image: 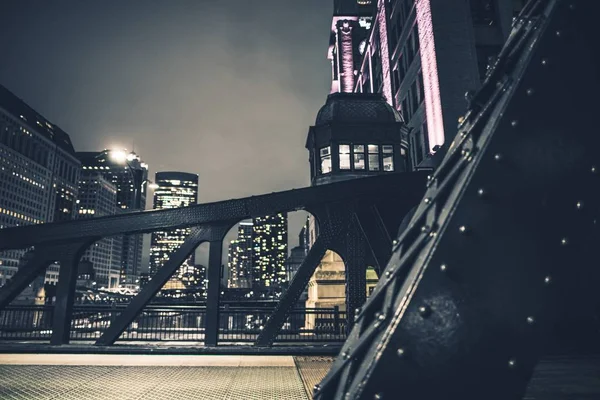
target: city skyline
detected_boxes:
[0,1,334,204]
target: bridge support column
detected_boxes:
[50,241,93,345]
[205,240,223,347]
[344,224,368,331]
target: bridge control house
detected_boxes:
[306,92,410,186]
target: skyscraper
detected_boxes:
[76,149,148,284]
[252,213,288,293]
[328,0,525,170]
[149,172,198,277]
[0,84,80,286]
[227,221,253,289]
[76,170,121,288]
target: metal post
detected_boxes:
[204,240,222,346]
[333,305,340,334]
[50,241,91,345]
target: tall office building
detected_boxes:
[252,213,288,292]
[76,170,121,288]
[149,172,198,277]
[329,0,525,170]
[0,84,80,286]
[227,221,254,289]
[76,149,148,284]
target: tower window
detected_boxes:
[319,146,332,174]
[368,145,380,171]
[339,144,351,170]
[383,145,394,171]
[353,145,365,170]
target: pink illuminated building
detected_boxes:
[327,0,526,171]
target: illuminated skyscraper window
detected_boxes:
[149,172,198,279]
[252,213,288,294]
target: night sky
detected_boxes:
[0,1,334,269]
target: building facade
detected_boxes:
[0,84,80,286]
[329,0,525,170]
[76,170,121,288]
[76,150,148,284]
[148,171,199,278]
[252,213,288,293]
[227,221,254,289]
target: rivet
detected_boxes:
[374,393,384,400]
[378,313,386,321]
[385,270,393,278]
[569,3,575,10]
[508,358,517,368]
[342,351,349,360]
[424,197,432,204]
[397,348,406,358]
[494,153,502,162]
[541,58,548,66]
[418,305,431,318]
[527,316,535,325]
[392,239,398,245]
[555,30,562,37]
[459,225,468,234]
[440,264,448,272]
[421,225,430,233]
[355,307,361,314]
[477,188,486,197]
[511,120,519,127]
[560,237,569,246]
[592,166,597,174]
[526,88,535,96]
[544,275,552,285]
[576,201,584,210]
[314,384,321,393]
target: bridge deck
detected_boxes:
[0,354,598,399]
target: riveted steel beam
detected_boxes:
[317,1,600,398]
[51,240,96,345]
[0,173,428,251]
[95,226,222,346]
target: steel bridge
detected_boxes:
[0,171,427,347]
[1,0,600,398]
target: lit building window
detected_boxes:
[382,145,394,171]
[368,144,380,171]
[339,144,351,170]
[320,146,332,174]
[353,145,365,170]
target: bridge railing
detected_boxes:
[0,304,346,344]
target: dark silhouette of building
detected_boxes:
[76,149,148,285]
[149,171,199,277]
[76,170,121,288]
[0,84,80,285]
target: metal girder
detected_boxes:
[353,205,392,276]
[0,173,428,250]
[255,204,354,346]
[0,251,53,311]
[50,241,96,345]
[205,231,230,346]
[255,235,329,346]
[95,226,229,346]
[316,1,600,398]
